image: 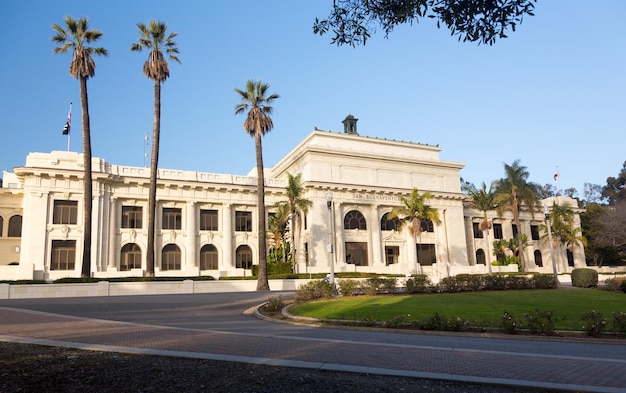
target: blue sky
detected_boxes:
[1,1,624,197]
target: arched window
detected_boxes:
[0,216,3,237]
[162,244,181,271]
[380,213,399,231]
[534,250,543,267]
[236,245,253,269]
[476,249,486,265]
[8,215,22,237]
[120,243,142,271]
[420,219,434,233]
[200,244,218,270]
[344,210,366,230]
[567,249,575,267]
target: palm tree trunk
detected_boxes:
[484,229,492,274]
[290,212,296,273]
[255,133,269,290]
[80,76,93,278]
[146,81,161,277]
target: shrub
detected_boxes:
[405,275,433,293]
[621,280,626,293]
[571,268,598,288]
[365,277,397,295]
[294,280,333,301]
[264,296,285,313]
[483,274,508,290]
[531,274,558,289]
[438,276,461,292]
[337,279,360,297]
[602,277,625,292]
[454,274,483,291]
[500,310,520,334]
[524,309,555,335]
[421,313,471,332]
[582,310,607,337]
[612,312,626,335]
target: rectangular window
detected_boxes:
[531,225,540,241]
[385,246,399,265]
[51,240,76,270]
[345,242,368,266]
[417,244,437,266]
[493,223,503,239]
[121,206,143,229]
[512,224,518,239]
[53,200,78,225]
[235,211,252,232]
[200,209,218,231]
[162,208,182,230]
[472,222,483,238]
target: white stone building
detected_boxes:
[0,117,588,281]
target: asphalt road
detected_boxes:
[1,292,625,392]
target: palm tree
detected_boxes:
[234,80,280,291]
[389,188,441,273]
[52,16,108,278]
[494,160,539,271]
[131,20,180,277]
[543,202,587,272]
[285,173,313,272]
[463,182,498,273]
[268,201,290,263]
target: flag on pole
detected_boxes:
[62,103,72,135]
[553,167,559,182]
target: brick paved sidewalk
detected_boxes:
[1,307,625,393]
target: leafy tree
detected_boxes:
[602,161,626,205]
[131,20,180,276]
[285,173,313,272]
[494,160,539,271]
[583,183,606,206]
[234,80,280,291]
[314,0,536,46]
[390,188,440,273]
[594,201,626,265]
[536,183,557,200]
[462,181,498,272]
[52,16,108,278]
[580,202,607,266]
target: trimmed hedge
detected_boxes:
[571,268,598,288]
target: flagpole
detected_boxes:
[64,102,72,152]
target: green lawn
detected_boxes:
[288,289,626,331]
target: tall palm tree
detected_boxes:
[52,16,108,278]
[234,80,279,291]
[285,173,312,272]
[389,188,441,273]
[494,160,539,271]
[463,182,498,273]
[131,20,180,277]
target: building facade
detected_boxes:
[0,119,588,281]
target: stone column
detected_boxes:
[186,201,197,267]
[107,197,118,270]
[333,202,343,272]
[222,204,233,268]
[370,204,382,266]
